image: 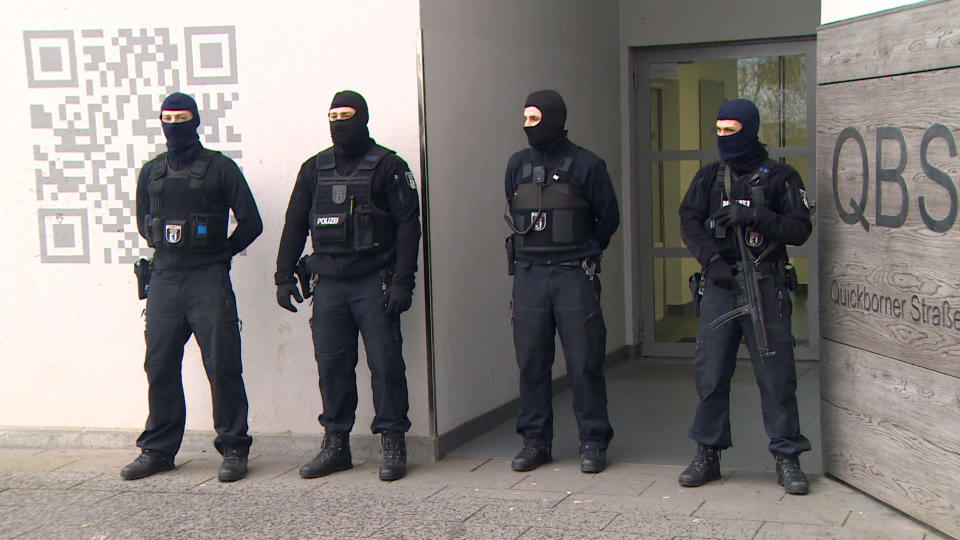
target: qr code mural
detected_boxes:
[24,26,242,264]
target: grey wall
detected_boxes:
[420,0,623,436]
[619,0,820,46]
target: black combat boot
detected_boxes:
[580,440,607,473]
[511,438,552,472]
[218,449,248,482]
[775,455,809,495]
[299,431,353,479]
[379,431,407,481]
[678,444,721,487]
[120,450,175,480]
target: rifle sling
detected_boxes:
[721,164,780,265]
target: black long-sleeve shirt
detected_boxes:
[135,148,263,271]
[504,137,620,264]
[678,160,811,267]
[275,140,421,290]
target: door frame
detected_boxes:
[629,37,819,360]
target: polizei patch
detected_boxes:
[316,216,341,227]
[405,171,417,190]
[165,223,182,244]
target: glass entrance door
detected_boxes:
[631,39,818,359]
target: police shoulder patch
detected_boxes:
[799,188,810,210]
[405,171,417,190]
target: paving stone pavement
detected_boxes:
[0,448,951,539]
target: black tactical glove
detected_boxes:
[383,283,413,314]
[705,255,737,289]
[712,203,773,228]
[277,282,304,313]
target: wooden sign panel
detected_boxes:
[818,68,960,378]
[821,341,960,533]
[817,1,960,536]
[818,0,960,85]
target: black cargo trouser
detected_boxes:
[137,263,251,457]
[512,261,613,445]
[689,270,812,457]
[309,270,411,434]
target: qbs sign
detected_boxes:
[832,124,958,233]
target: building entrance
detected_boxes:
[630,38,819,360]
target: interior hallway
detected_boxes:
[449,358,822,474]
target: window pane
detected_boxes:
[782,156,810,189]
[650,55,808,152]
[738,55,807,147]
[653,256,700,343]
[651,160,704,249]
[649,60,737,152]
[789,256,810,347]
[784,55,808,147]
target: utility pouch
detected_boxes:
[134,257,153,300]
[150,216,164,246]
[706,217,727,239]
[311,212,349,244]
[353,206,376,251]
[505,236,516,276]
[192,214,210,247]
[189,213,228,249]
[294,255,314,299]
[784,263,799,291]
[689,272,704,317]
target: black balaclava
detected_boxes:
[160,92,201,165]
[524,89,567,151]
[716,98,767,173]
[329,90,371,158]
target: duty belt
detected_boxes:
[521,258,583,267]
[521,257,600,277]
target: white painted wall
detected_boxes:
[0,1,429,439]
[821,0,923,24]
[420,0,623,435]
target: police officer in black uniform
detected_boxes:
[275,90,421,482]
[505,89,619,473]
[677,98,812,494]
[122,92,262,482]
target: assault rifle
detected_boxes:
[708,223,776,364]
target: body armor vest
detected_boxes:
[511,148,592,253]
[309,145,396,255]
[147,150,228,252]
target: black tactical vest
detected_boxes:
[146,150,228,252]
[511,148,592,252]
[309,145,396,255]
[711,159,778,255]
